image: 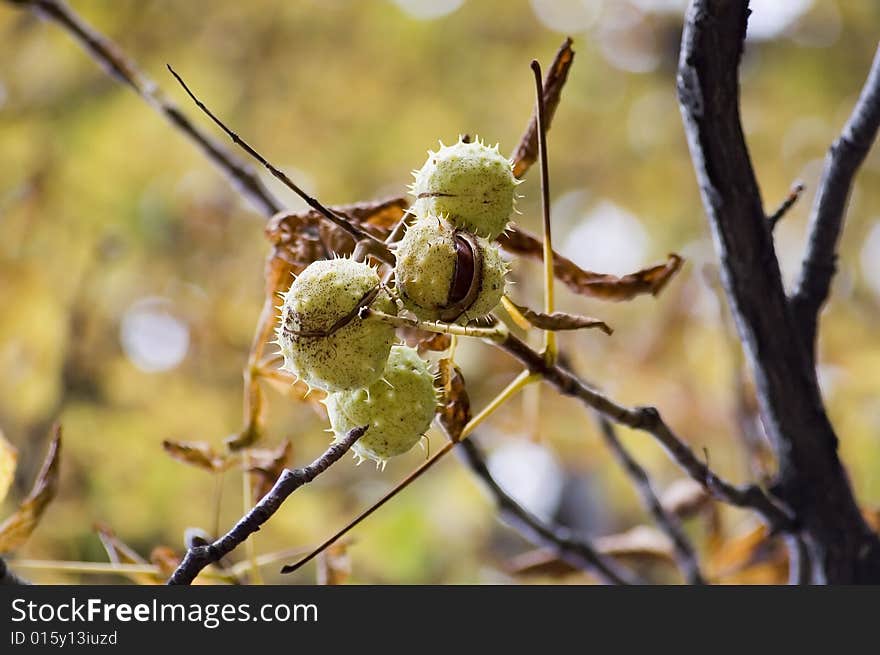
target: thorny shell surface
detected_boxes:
[277,257,396,392]
[410,137,519,240]
[325,345,438,466]
[394,216,507,324]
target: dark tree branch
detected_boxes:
[167,426,366,585]
[792,43,880,354]
[676,0,880,582]
[456,437,639,585]
[594,416,704,584]
[5,0,283,217]
[497,334,794,532]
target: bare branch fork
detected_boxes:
[678,0,880,582]
[496,334,793,532]
[17,0,870,582]
[166,426,366,585]
[594,416,704,584]
[792,44,880,356]
[455,437,638,585]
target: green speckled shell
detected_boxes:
[394,217,506,323]
[411,138,518,239]
[277,258,396,392]
[326,345,437,464]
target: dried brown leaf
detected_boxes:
[418,332,452,354]
[225,425,261,452]
[0,429,18,506]
[660,478,711,519]
[505,549,581,578]
[266,197,406,263]
[150,546,182,579]
[398,325,453,354]
[512,38,575,179]
[95,522,148,566]
[162,439,229,473]
[709,524,788,584]
[437,359,471,442]
[708,524,779,581]
[265,212,326,274]
[226,379,265,452]
[247,439,293,503]
[508,527,675,578]
[595,526,676,563]
[508,301,612,335]
[94,522,163,585]
[499,227,684,301]
[0,426,62,554]
[317,540,351,585]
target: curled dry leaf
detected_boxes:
[150,546,183,579]
[507,526,676,579]
[96,522,148,566]
[398,325,453,354]
[0,426,62,554]
[436,359,471,443]
[265,196,406,264]
[511,37,575,179]
[95,522,163,585]
[417,331,453,354]
[498,226,684,302]
[594,526,676,564]
[317,540,351,585]
[0,429,18,505]
[226,377,265,452]
[247,439,293,503]
[660,478,711,519]
[708,524,788,584]
[505,549,584,579]
[162,440,229,473]
[507,300,612,335]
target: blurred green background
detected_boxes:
[1,0,879,583]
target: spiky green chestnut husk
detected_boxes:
[326,345,437,467]
[410,137,519,240]
[277,257,396,392]
[394,216,507,323]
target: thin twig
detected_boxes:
[498,334,795,533]
[281,441,456,575]
[8,559,232,582]
[767,181,805,230]
[792,42,880,353]
[167,425,366,585]
[5,0,283,217]
[595,416,704,584]
[166,65,390,257]
[530,60,557,362]
[456,436,639,585]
